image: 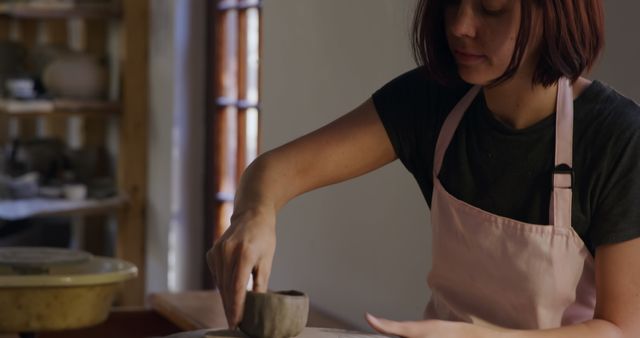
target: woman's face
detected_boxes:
[444,0,541,85]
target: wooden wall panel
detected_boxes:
[0,19,8,144]
[18,20,38,47]
[0,18,9,38]
[42,19,68,44]
[117,0,149,307]
[17,117,37,140]
[82,116,108,147]
[86,19,107,56]
[42,115,68,139]
[0,115,8,145]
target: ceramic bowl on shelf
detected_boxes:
[0,246,137,333]
[42,52,107,100]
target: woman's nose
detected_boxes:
[448,4,477,38]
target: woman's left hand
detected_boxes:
[365,313,494,338]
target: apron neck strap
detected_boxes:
[551,77,574,228]
[432,79,574,228]
[433,85,482,177]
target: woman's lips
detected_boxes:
[453,50,486,65]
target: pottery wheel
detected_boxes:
[0,247,92,274]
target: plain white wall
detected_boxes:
[591,1,640,101]
[147,0,174,293]
[262,0,427,331]
[261,0,639,331]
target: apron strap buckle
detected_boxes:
[553,163,574,189]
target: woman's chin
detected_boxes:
[457,68,499,86]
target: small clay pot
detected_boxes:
[239,290,309,338]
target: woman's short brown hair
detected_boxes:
[411,0,605,87]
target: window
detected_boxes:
[205,0,261,249]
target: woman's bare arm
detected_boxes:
[208,97,397,328]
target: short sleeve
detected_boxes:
[589,96,640,248]
[372,67,427,175]
[371,66,459,178]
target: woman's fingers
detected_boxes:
[229,259,253,328]
[212,241,225,293]
[366,313,399,336]
[221,242,257,328]
[252,256,273,293]
[206,211,276,330]
[366,313,421,337]
[221,242,239,327]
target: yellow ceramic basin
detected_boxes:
[0,247,137,333]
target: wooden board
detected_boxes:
[149,291,357,332]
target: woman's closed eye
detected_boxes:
[481,0,508,16]
[444,0,508,17]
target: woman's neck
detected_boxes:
[483,76,558,130]
[482,75,592,130]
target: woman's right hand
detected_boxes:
[206,207,277,329]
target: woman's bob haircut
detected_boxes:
[412,0,605,87]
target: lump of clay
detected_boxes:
[239,290,309,338]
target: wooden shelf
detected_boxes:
[0,99,121,117]
[0,3,121,19]
[0,195,126,221]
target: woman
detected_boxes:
[208,0,640,337]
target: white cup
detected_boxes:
[63,184,87,201]
[5,78,36,99]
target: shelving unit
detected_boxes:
[0,0,149,306]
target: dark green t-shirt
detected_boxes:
[372,67,640,256]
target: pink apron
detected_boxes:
[424,78,597,329]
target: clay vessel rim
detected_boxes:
[246,290,307,299]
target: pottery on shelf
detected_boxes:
[30,44,71,77]
[42,52,107,100]
[239,290,309,338]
